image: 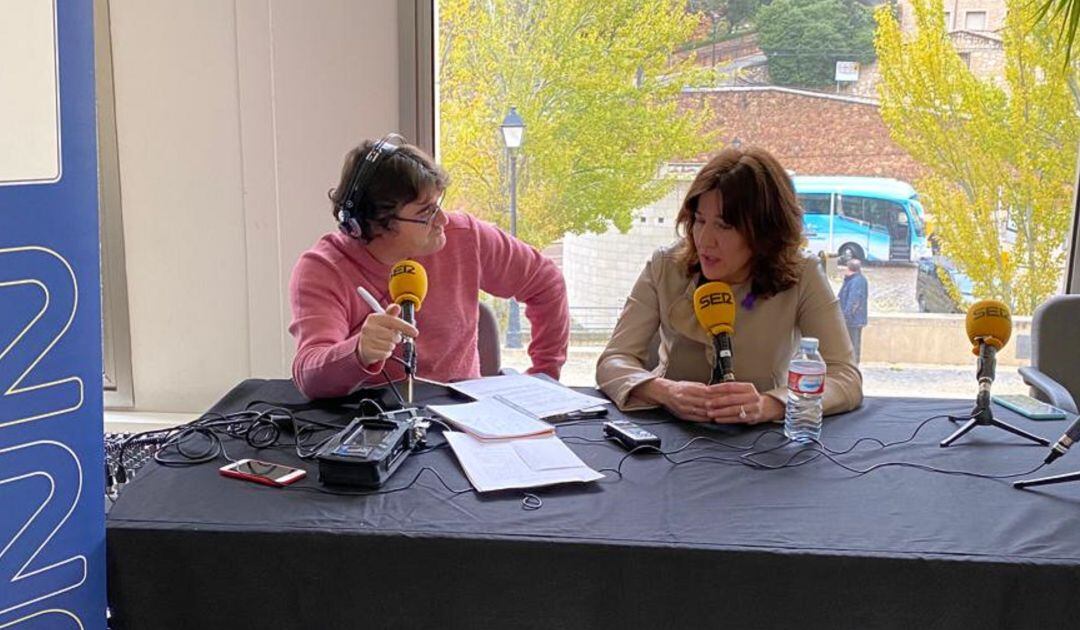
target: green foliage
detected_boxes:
[1035,0,1080,63]
[875,0,1080,314]
[756,0,876,88]
[686,0,765,35]
[439,0,718,248]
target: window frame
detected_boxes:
[95,0,134,408]
[398,0,435,154]
[964,11,987,31]
[1066,146,1080,293]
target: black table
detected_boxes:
[106,379,1080,630]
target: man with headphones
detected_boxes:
[288,134,570,399]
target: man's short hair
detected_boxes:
[846,258,862,272]
[329,139,449,242]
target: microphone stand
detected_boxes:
[404,344,416,404]
[1014,468,1080,489]
[941,344,1049,448]
[709,335,735,385]
[400,301,418,404]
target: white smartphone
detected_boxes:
[992,394,1068,421]
[219,459,306,487]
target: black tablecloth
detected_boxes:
[107,379,1080,630]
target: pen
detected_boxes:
[356,286,386,313]
[357,286,414,403]
[563,406,609,421]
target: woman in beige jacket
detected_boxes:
[596,147,863,424]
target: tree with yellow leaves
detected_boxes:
[875,0,1079,314]
[439,0,718,248]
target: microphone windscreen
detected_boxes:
[389,259,428,311]
[966,299,1011,353]
[693,282,736,336]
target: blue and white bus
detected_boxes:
[793,176,931,262]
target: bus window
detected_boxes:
[799,193,831,214]
[841,196,868,223]
[910,201,927,237]
[867,198,906,229]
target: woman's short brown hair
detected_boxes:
[329,138,450,242]
[674,146,804,300]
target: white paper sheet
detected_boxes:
[444,432,604,493]
[427,397,554,440]
[449,374,609,419]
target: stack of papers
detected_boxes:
[449,374,608,419]
[427,397,554,440]
[444,432,603,493]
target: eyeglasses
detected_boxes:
[395,197,444,227]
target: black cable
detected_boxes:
[740,441,1051,480]
[382,369,406,407]
[598,431,783,478]
[594,412,1039,483]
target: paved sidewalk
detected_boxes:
[502,346,1030,399]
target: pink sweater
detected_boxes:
[288,212,569,399]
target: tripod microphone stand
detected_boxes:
[941,344,1049,448]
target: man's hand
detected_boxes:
[356,303,419,367]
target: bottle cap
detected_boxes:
[800,337,819,350]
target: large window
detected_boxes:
[433,0,1080,399]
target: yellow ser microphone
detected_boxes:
[965,299,1012,356]
[693,282,736,383]
[389,260,428,379]
[965,298,1011,398]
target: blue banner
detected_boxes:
[0,0,106,628]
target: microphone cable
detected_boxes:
[740,440,1050,480]
[584,411,1049,483]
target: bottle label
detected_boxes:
[788,371,825,395]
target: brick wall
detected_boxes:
[681,87,928,183]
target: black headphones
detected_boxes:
[335,133,406,239]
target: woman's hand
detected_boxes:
[634,379,716,422]
[356,303,419,367]
[705,382,785,424]
[634,378,784,424]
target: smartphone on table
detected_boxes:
[219,459,306,487]
[991,394,1068,420]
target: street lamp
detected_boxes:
[500,107,525,349]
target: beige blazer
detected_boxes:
[596,245,863,416]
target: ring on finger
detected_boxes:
[738,405,748,421]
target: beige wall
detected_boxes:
[108,0,399,411]
[862,314,1031,366]
[898,0,1007,34]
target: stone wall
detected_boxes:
[562,182,689,324]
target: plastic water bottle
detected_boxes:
[785,337,826,443]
